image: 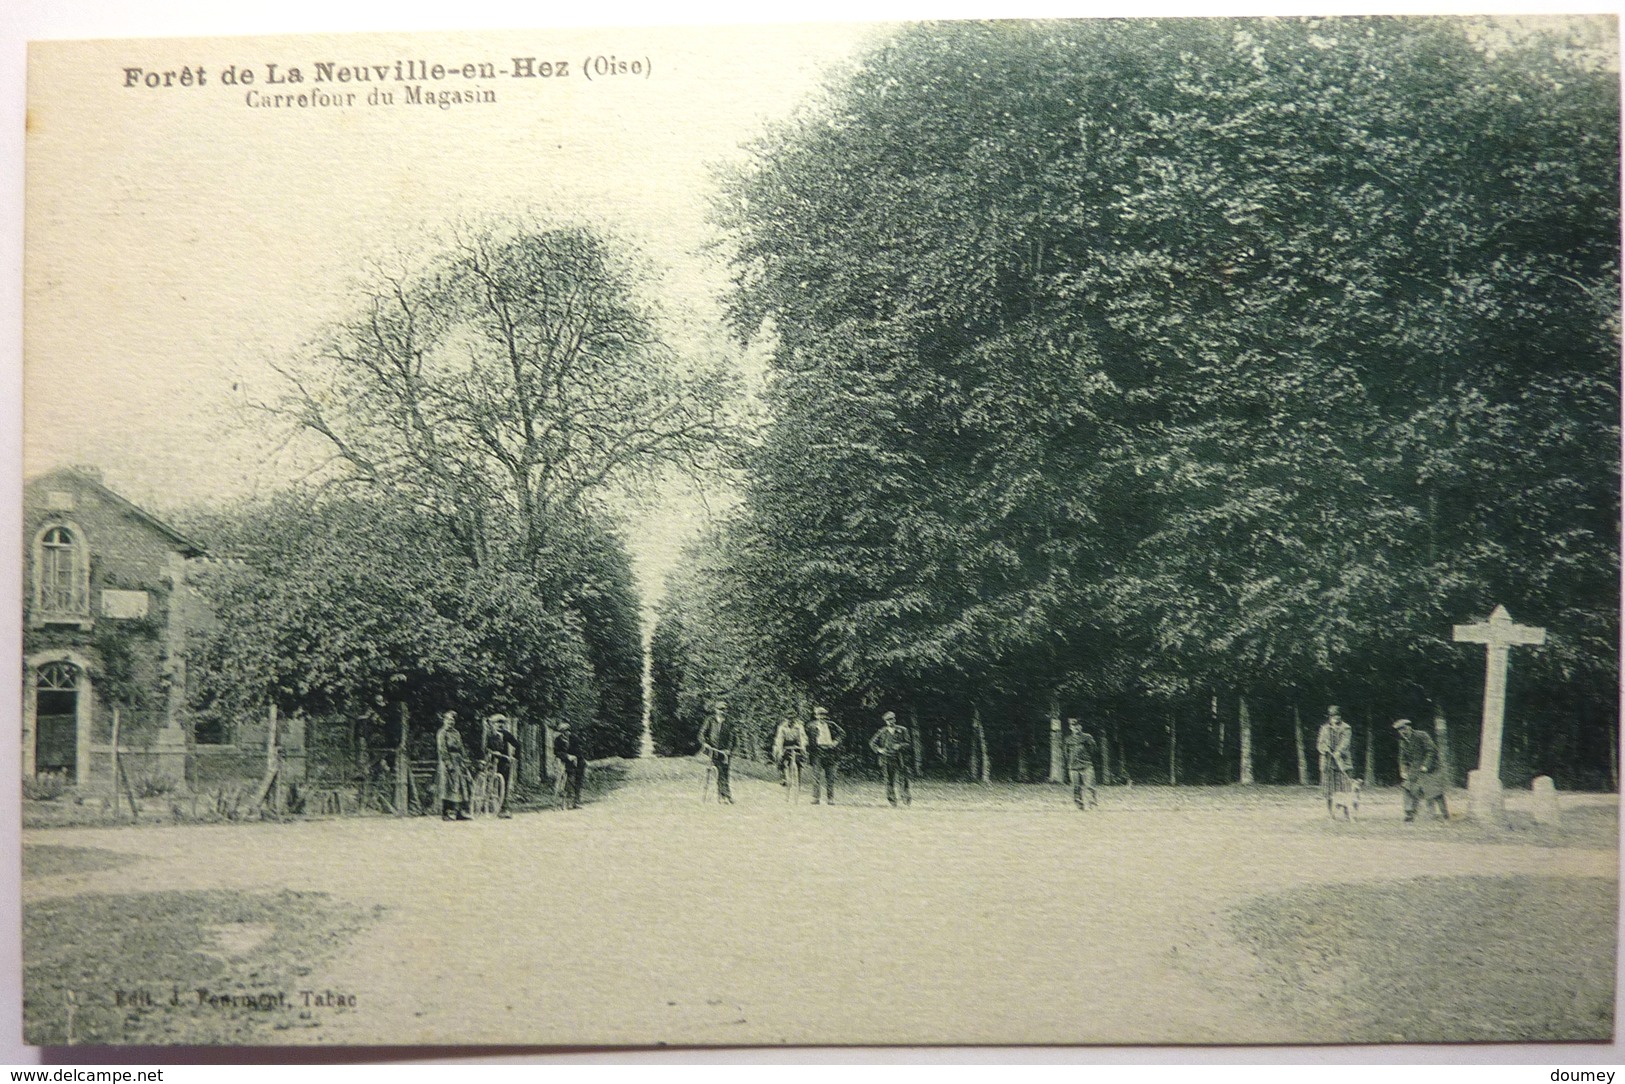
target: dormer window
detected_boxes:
[34,524,90,622]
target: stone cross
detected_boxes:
[1453,604,1545,820]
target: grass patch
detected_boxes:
[1233,874,1616,1042]
[23,845,140,879]
[25,889,380,1046]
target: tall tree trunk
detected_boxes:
[972,706,991,785]
[967,710,979,781]
[909,706,923,776]
[1168,712,1178,786]
[395,702,408,817]
[1293,702,1309,786]
[1364,725,1376,787]
[1238,695,1254,785]
[1048,689,1064,783]
[1433,704,1453,787]
[1099,724,1111,787]
[1016,716,1029,782]
[1610,723,1619,792]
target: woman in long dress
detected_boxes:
[436,711,472,821]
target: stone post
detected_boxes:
[1454,605,1546,824]
[1530,775,1560,826]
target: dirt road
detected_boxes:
[22,758,1617,1046]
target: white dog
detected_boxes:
[1330,779,1362,821]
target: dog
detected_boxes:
[1330,779,1362,821]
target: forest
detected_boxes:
[649,17,1620,790]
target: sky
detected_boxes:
[21,20,884,608]
[15,4,1620,615]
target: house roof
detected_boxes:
[26,467,208,557]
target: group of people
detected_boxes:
[1316,704,1448,822]
[700,702,1105,810]
[433,710,587,821]
[433,701,1450,821]
[701,701,920,806]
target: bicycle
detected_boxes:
[470,753,507,817]
[780,750,804,803]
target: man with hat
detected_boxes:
[1063,718,1098,809]
[484,714,520,818]
[1394,718,1447,822]
[552,720,587,810]
[807,705,846,805]
[869,710,913,807]
[698,699,738,804]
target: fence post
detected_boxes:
[395,702,409,817]
[110,707,122,821]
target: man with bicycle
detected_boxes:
[552,720,587,810]
[772,715,809,791]
[484,714,520,818]
[698,699,738,804]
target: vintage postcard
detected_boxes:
[19,15,1620,1050]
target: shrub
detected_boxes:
[130,772,178,799]
[23,772,69,802]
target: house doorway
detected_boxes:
[35,661,80,781]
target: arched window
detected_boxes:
[36,661,80,691]
[34,524,89,620]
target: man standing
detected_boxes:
[1317,705,1355,813]
[869,711,912,807]
[698,699,737,804]
[1063,718,1098,809]
[807,705,846,805]
[1395,718,1447,822]
[552,720,587,810]
[485,714,520,818]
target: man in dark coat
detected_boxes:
[1395,718,1447,822]
[869,711,912,807]
[1064,718,1098,809]
[552,721,587,810]
[698,699,737,804]
[807,705,846,805]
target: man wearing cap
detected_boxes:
[484,714,520,818]
[807,706,846,805]
[869,711,913,807]
[1394,718,1447,822]
[1317,705,1354,814]
[698,699,738,804]
[552,720,587,810]
[1063,718,1098,809]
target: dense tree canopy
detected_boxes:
[685,16,1619,786]
[205,219,733,761]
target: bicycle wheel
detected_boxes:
[786,756,801,803]
[471,770,500,816]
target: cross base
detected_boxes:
[1466,769,1505,824]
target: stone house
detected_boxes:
[21,466,210,787]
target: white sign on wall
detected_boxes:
[100,590,150,619]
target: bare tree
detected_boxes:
[264,218,737,568]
